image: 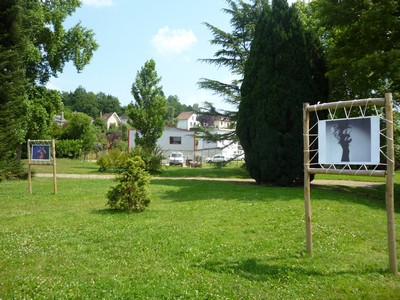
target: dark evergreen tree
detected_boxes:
[0,0,28,179]
[236,0,328,186]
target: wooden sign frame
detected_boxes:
[303,93,397,275]
[27,139,57,194]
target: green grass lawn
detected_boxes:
[160,162,250,179]
[0,177,399,299]
[26,158,100,175]
[27,159,251,178]
[28,158,397,183]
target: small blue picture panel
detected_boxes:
[31,144,51,161]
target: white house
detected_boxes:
[101,112,121,129]
[128,126,197,163]
[54,111,67,126]
[128,112,243,163]
[213,116,233,130]
[177,112,200,130]
[197,128,244,160]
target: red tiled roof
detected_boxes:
[177,111,195,120]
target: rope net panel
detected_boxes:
[305,97,391,177]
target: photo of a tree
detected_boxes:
[331,120,352,162]
[318,116,380,165]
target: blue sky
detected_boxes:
[48,0,237,110]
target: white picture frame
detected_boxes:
[318,116,380,165]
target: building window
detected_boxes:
[170,136,182,144]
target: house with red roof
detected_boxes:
[177,112,200,130]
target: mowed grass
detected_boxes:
[28,158,251,178]
[28,157,397,183]
[27,159,100,175]
[0,176,399,299]
[160,162,250,179]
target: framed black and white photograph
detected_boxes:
[318,116,380,165]
[31,144,51,161]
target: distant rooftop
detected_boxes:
[177,111,195,120]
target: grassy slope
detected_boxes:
[0,177,399,299]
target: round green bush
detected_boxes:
[106,156,151,212]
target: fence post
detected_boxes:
[385,93,397,275]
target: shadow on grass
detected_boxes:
[91,208,139,215]
[200,257,389,282]
[151,178,399,212]
[201,258,322,281]
[312,182,399,213]
[151,179,302,203]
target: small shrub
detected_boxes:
[130,146,165,174]
[106,156,151,212]
[0,159,28,181]
[97,146,165,174]
[56,140,83,158]
[97,149,130,172]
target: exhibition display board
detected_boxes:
[303,93,397,274]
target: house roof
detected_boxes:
[177,111,195,120]
[101,112,121,122]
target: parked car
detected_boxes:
[169,152,184,166]
[210,154,227,163]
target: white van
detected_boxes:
[169,152,184,166]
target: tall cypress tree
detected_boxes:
[236,0,327,186]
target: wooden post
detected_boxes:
[27,140,32,194]
[303,103,312,255]
[52,139,57,194]
[385,93,397,275]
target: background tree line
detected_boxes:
[61,86,196,125]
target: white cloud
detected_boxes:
[151,27,198,56]
[82,0,115,8]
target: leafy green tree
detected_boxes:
[164,95,190,126]
[71,86,99,118]
[62,112,97,154]
[0,0,98,174]
[127,59,167,151]
[236,0,328,186]
[61,91,75,108]
[93,116,107,133]
[312,0,400,100]
[62,88,122,118]
[97,92,122,115]
[26,86,63,140]
[21,1,98,84]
